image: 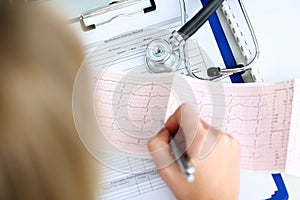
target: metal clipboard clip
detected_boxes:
[78,0,156,32]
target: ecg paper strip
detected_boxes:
[93,68,299,173]
[94,73,173,154]
[83,19,300,175]
[182,77,295,172]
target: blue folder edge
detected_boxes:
[200,0,289,199]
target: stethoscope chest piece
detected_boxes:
[145,38,181,73]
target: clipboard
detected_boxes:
[72,0,156,31]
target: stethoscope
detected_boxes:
[145,0,259,81]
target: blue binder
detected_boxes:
[201,0,289,199]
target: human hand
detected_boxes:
[147,104,240,200]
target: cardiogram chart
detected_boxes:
[93,67,295,172]
[78,27,300,174]
[186,79,294,171]
[94,73,173,155]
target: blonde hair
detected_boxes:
[0,3,95,200]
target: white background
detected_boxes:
[244,0,300,82]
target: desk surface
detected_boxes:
[244,0,300,198]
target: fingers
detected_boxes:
[147,128,175,170]
[165,104,199,138]
[147,104,209,169]
[165,104,207,158]
[147,127,192,185]
[200,132,241,198]
[147,128,170,152]
[199,124,221,159]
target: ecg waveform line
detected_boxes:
[94,73,174,154]
[92,70,297,172]
[169,78,295,171]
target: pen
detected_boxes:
[170,135,195,183]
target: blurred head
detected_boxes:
[0,2,95,200]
